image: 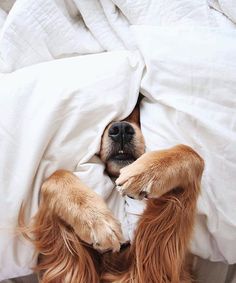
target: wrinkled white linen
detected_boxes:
[208,0,236,24]
[0,51,144,279]
[0,0,235,72]
[0,8,6,31]
[0,0,236,280]
[133,26,236,263]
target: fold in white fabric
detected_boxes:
[133,26,236,263]
[0,0,235,72]
[208,0,236,24]
[0,51,144,279]
[0,0,236,280]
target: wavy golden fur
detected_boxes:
[19,101,204,283]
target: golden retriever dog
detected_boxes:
[20,98,204,283]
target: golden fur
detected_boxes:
[19,101,204,283]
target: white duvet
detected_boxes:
[0,0,236,280]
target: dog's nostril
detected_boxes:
[109,126,119,136]
[124,124,135,135]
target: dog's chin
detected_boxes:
[106,157,135,177]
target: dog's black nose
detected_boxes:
[108,122,134,143]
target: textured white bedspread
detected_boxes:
[0,0,236,280]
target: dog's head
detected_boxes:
[99,100,145,177]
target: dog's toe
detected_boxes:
[90,215,123,253]
[116,179,153,200]
[138,190,148,199]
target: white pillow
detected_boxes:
[133,26,236,263]
[0,51,143,280]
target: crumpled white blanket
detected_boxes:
[0,0,236,280]
[208,0,236,24]
[0,51,144,280]
[134,25,236,265]
[0,0,235,72]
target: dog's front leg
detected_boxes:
[116,144,204,199]
[41,170,123,252]
[115,145,204,283]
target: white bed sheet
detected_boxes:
[0,0,236,280]
[0,0,235,72]
[133,26,236,263]
[0,51,143,279]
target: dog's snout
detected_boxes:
[108,122,134,143]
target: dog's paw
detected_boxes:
[74,202,124,253]
[116,151,161,200]
[90,212,124,253]
[116,170,154,200]
[116,179,153,200]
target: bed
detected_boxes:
[0,0,236,280]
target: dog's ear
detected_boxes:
[124,94,143,126]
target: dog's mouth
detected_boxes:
[111,151,135,162]
[109,150,136,163]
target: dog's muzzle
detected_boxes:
[106,121,137,164]
[108,121,134,146]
